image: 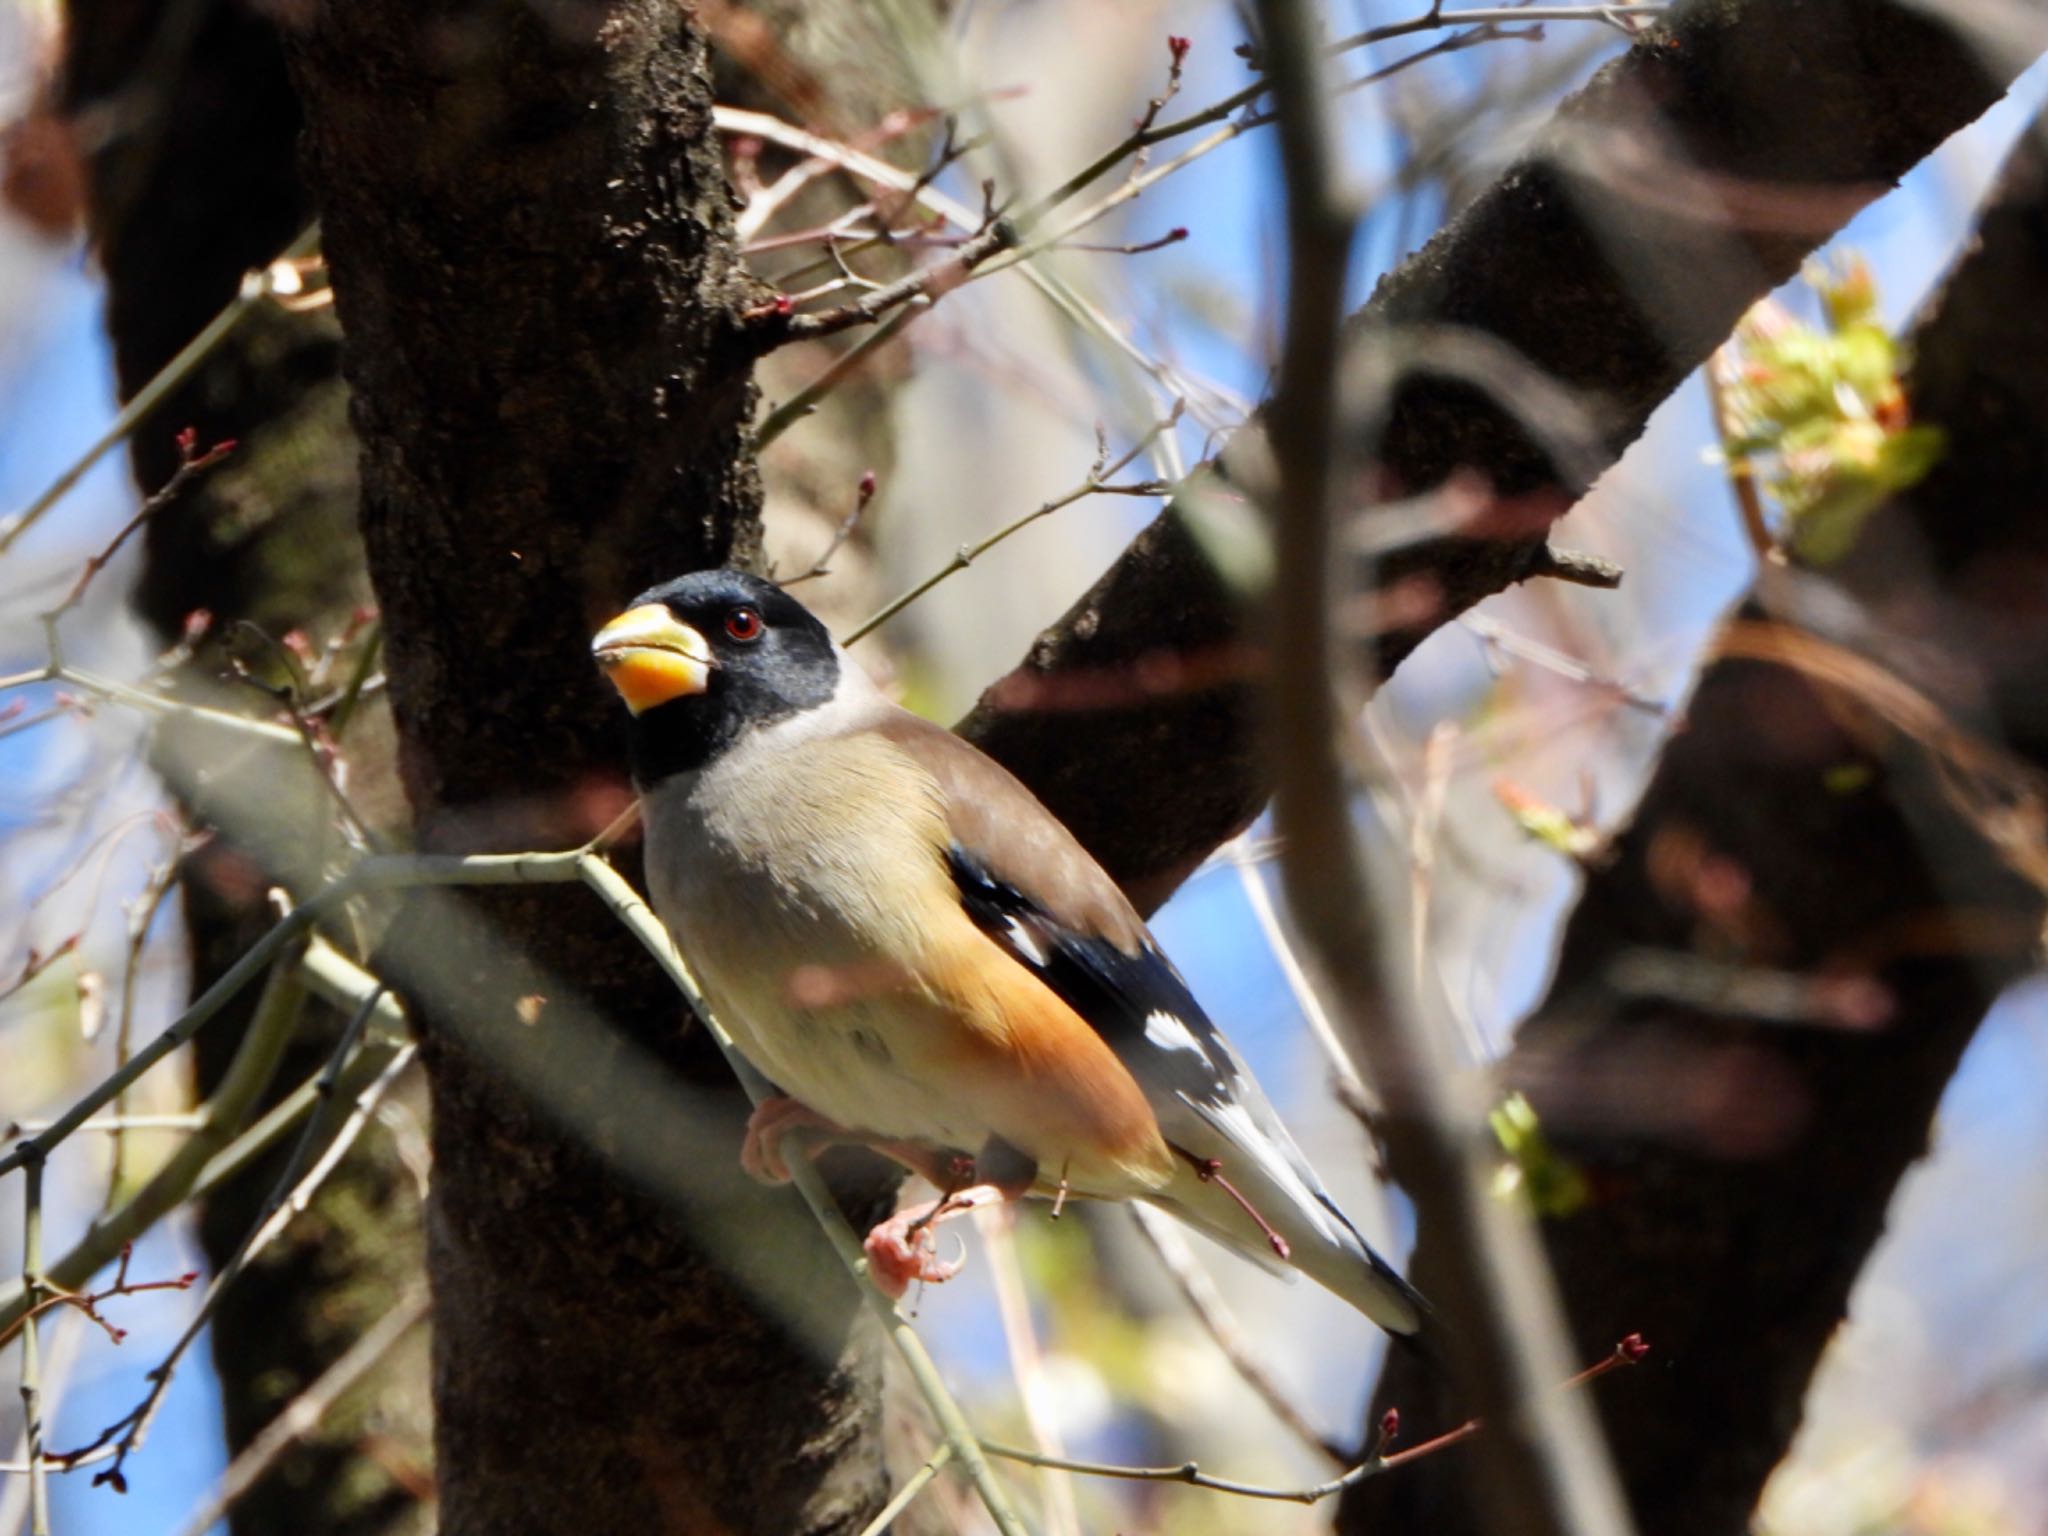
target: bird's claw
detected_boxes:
[859,1184,1006,1298]
[862,1217,964,1297]
[739,1096,843,1185]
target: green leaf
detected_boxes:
[1715,256,1945,564]
[1489,1091,1591,1218]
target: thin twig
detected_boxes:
[853,1443,956,1536]
[1242,22,1545,131]
[784,472,881,585]
[169,1284,428,1536]
[45,433,237,622]
[976,1206,1081,1536]
[1228,849,1379,1125]
[978,1335,1648,1505]
[108,837,191,1202]
[0,848,581,1183]
[238,1039,417,1279]
[756,216,1017,348]
[5,1116,205,1137]
[1255,3,1663,67]
[844,405,1181,643]
[30,958,310,1488]
[0,1309,83,1531]
[1253,0,1636,1530]
[1127,1204,1339,1462]
[1056,227,1190,256]
[1460,612,1666,717]
[756,300,929,450]
[0,657,301,749]
[714,107,1214,433]
[0,1248,199,1352]
[0,938,80,1010]
[0,226,318,558]
[1020,3,1655,228]
[735,104,952,243]
[17,1157,47,1534]
[192,940,408,1200]
[223,623,380,851]
[74,991,414,1486]
[1411,722,1458,1007]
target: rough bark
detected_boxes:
[961,0,2031,902]
[282,4,904,1532]
[1347,121,2048,1536]
[61,7,429,1533]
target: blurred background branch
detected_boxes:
[1353,106,2048,1536]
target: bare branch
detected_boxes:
[1251,2,1634,1535]
[0,228,317,559]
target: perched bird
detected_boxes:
[592,569,1428,1336]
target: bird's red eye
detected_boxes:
[724,607,764,642]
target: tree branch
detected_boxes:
[1252,0,1633,1529]
[960,0,2038,907]
[1349,108,2048,1536]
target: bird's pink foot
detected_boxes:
[860,1185,1007,1299]
[740,1096,845,1185]
[862,1218,963,1297]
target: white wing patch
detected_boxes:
[1143,1010,1219,1079]
[1004,918,1049,967]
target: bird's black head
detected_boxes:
[592,569,841,784]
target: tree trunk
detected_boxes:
[1347,119,2048,1536]
[283,5,904,1531]
[61,6,430,1531]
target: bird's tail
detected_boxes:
[1146,1156,1428,1338]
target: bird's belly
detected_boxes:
[648,833,992,1150]
[708,963,989,1150]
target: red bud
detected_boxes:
[1168,35,1191,63]
[1378,1407,1400,1445]
[1619,1332,1649,1363]
[174,425,197,456]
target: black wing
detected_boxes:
[946,844,1245,1110]
[945,844,1368,1242]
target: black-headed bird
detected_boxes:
[592,568,1427,1337]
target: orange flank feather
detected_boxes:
[914,915,1174,1196]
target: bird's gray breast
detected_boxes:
[638,719,974,1141]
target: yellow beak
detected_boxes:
[591,604,713,715]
